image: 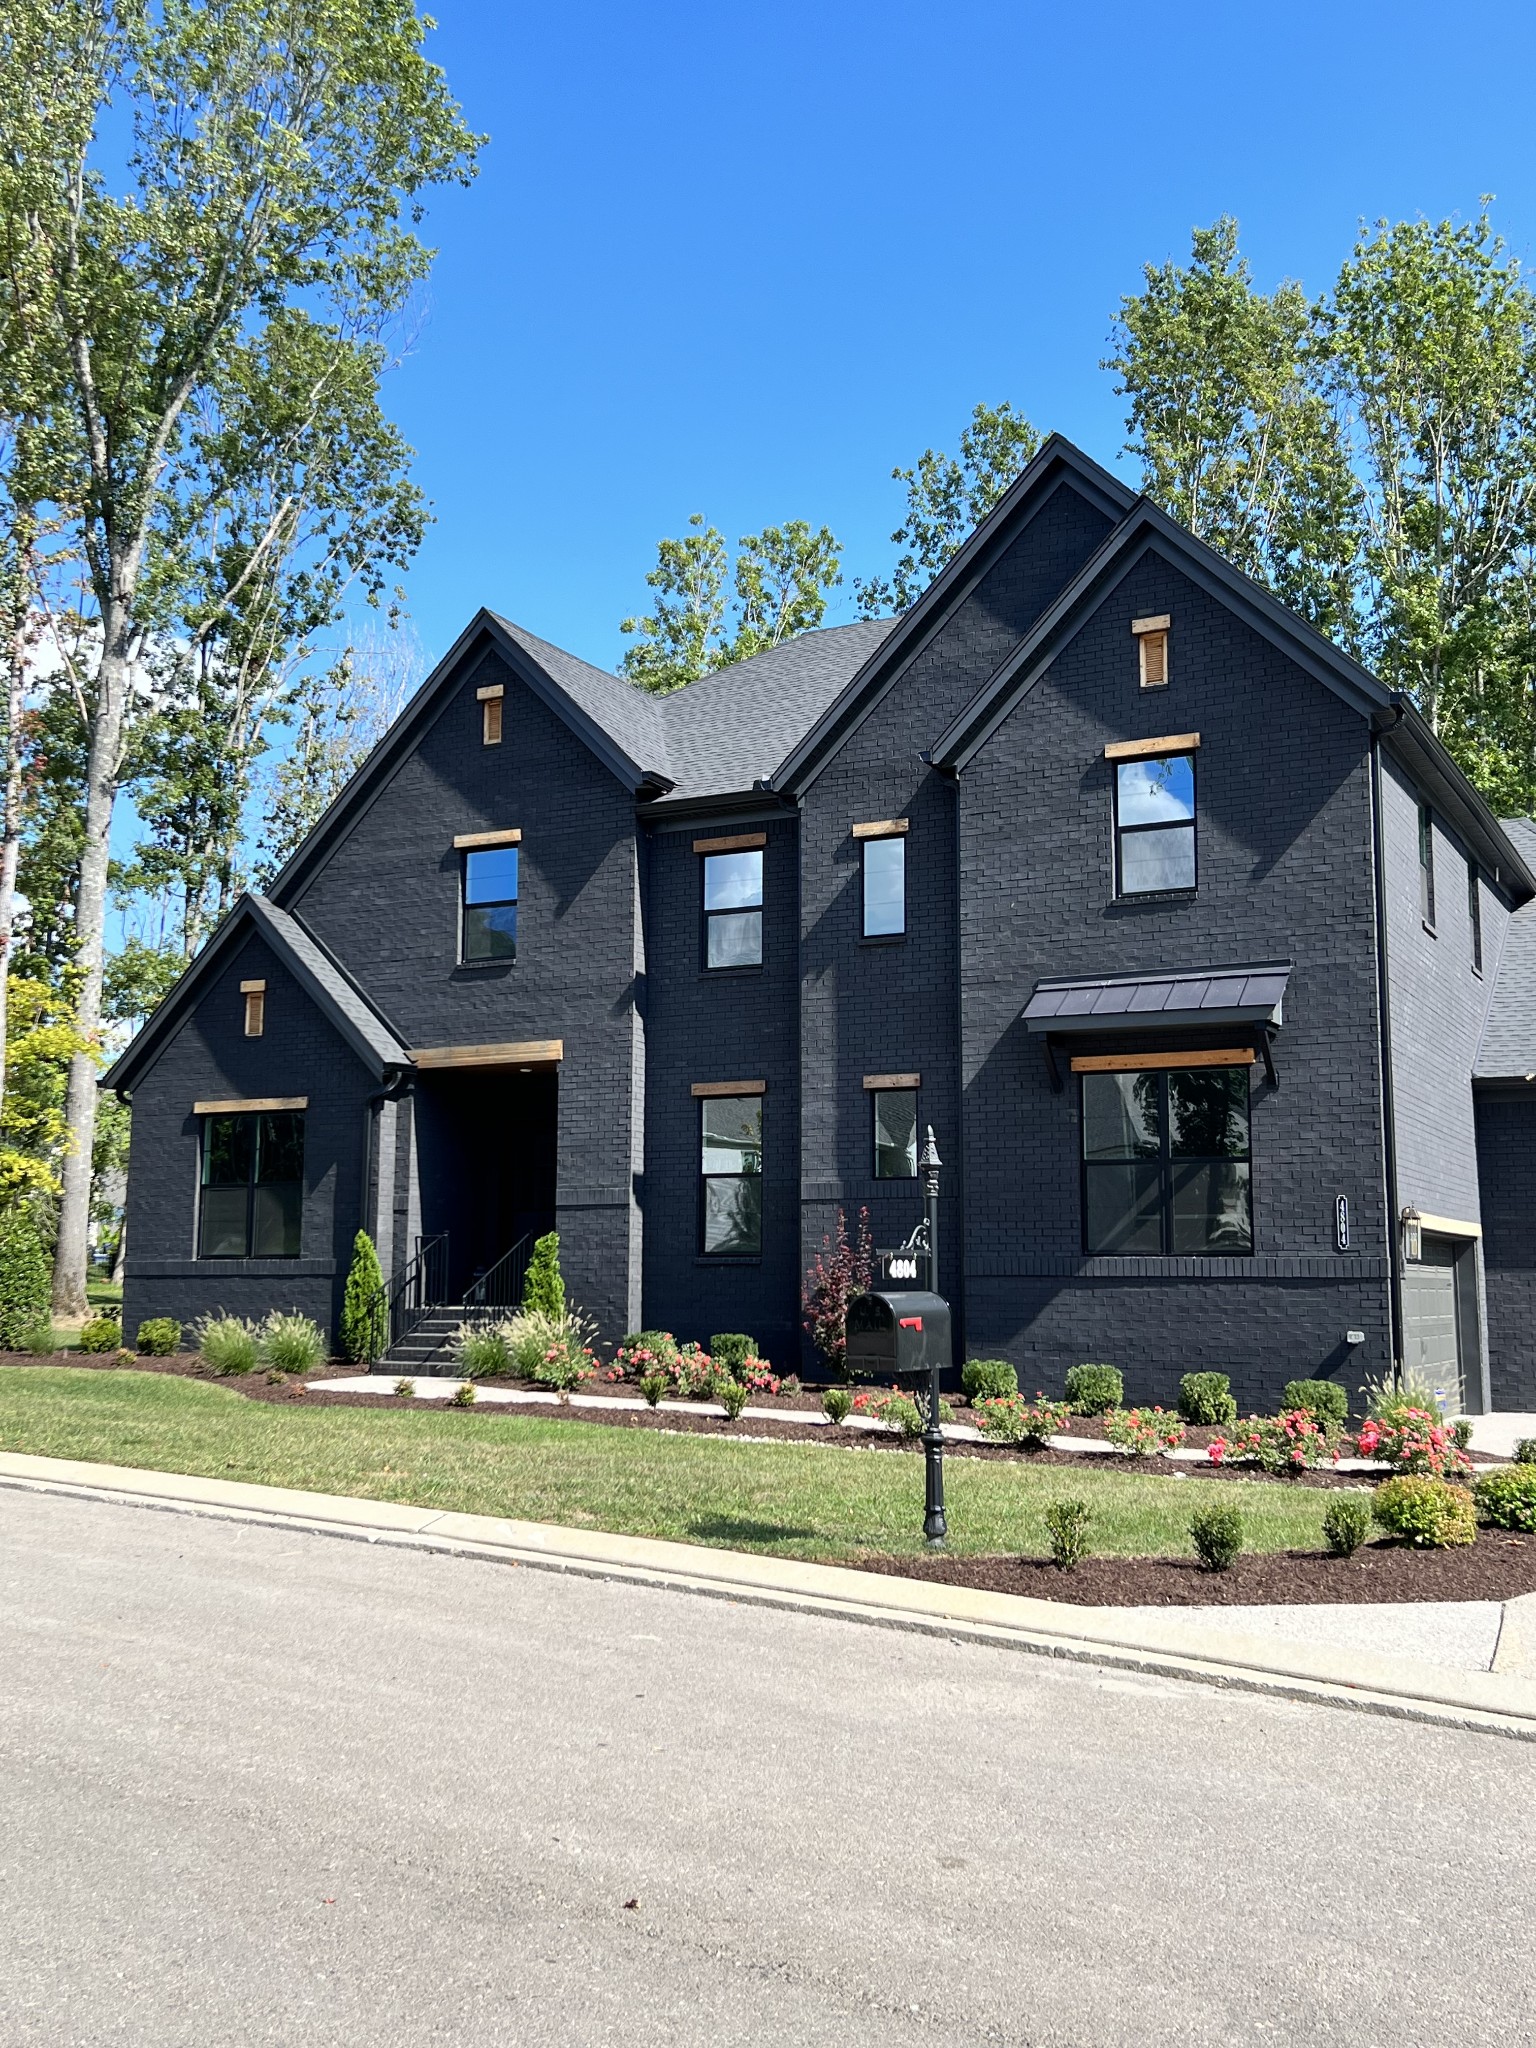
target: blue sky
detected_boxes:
[357,1,1536,674]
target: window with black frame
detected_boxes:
[862,835,905,937]
[699,1094,763,1255]
[199,1111,305,1258]
[872,1087,917,1178]
[703,849,763,967]
[462,846,518,961]
[1081,1065,1251,1255]
[1114,753,1196,895]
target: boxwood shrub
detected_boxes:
[1190,1502,1244,1571]
[961,1357,1018,1403]
[79,1316,123,1354]
[1064,1363,1123,1416]
[1474,1465,1536,1534]
[1321,1494,1372,1557]
[1281,1378,1349,1430]
[135,1316,182,1357]
[710,1333,755,1377]
[1177,1372,1236,1426]
[1372,1475,1477,1548]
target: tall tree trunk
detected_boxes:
[0,497,36,1142]
[52,612,130,1316]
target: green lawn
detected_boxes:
[0,1367,1341,1564]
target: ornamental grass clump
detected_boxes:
[194,1313,260,1376]
[79,1316,122,1354]
[1190,1502,1244,1572]
[258,1312,325,1375]
[135,1316,182,1357]
[961,1358,1018,1403]
[1064,1363,1122,1415]
[394,1377,417,1399]
[454,1324,511,1378]
[637,1372,668,1409]
[821,1386,854,1425]
[1372,1475,1477,1548]
[1178,1372,1237,1426]
[1474,1465,1536,1533]
[1355,1407,1473,1479]
[450,1379,477,1407]
[1281,1378,1349,1431]
[1042,1497,1092,1570]
[974,1393,1071,1449]
[1209,1409,1337,1475]
[1322,1494,1372,1557]
[1105,1406,1185,1456]
[718,1378,749,1421]
[504,1307,597,1388]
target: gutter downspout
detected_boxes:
[1370,718,1405,1382]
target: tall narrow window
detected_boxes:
[1468,859,1483,972]
[699,1094,763,1255]
[1419,804,1436,928]
[463,846,518,961]
[861,834,906,937]
[1114,752,1196,894]
[242,980,266,1037]
[872,1087,918,1178]
[1082,1066,1251,1256]
[703,849,763,968]
[199,1111,305,1258]
[479,684,504,745]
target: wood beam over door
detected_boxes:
[1069,1048,1256,1073]
[193,1095,309,1113]
[412,1039,563,1070]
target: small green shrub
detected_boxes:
[1516,1437,1536,1465]
[961,1358,1018,1403]
[822,1385,854,1424]
[18,1322,56,1353]
[455,1324,512,1378]
[135,1316,182,1357]
[779,1373,802,1396]
[1190,1502,1244,1571]
[710,1334,754,1377]
[1474,1465,1536,1533]
[1451,1419,1473,1451]
[1282,1379,1349,1430]
[1178,1372,1237,1426]
[638,1372,668,1408]
[1042,1498,1092,1570]
[0,1208,52,1349]
[521,1231,565,1319]
[1065,1363,1122,1415]
[79,1316,122,1354]
[394,1377,416,1399]
[194,1313,260,1376]
[1322,1494,1372,1557]
[257,1311,325,1374]
[1372,1475,1477,1549]
[718,1378,748,1421]
[340,1231,386,1363]
[450,1379,477,1407]
[265,1370,287,1385]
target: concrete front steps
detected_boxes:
[379,1310,469,1376]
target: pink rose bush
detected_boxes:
[1209,1407,1336,1474]
[1354,1406,1472,1478]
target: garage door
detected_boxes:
[1401,1236,1462,1415]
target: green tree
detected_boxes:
[621,517,842,693]
[521,1231,565,1319]
[340,1229,385,1362]
[0,0,480,1313]
[854,402,1040,616]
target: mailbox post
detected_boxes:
[919,1126,946,1545]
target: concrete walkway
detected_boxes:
[2,1449,1533,1742]
[1466,1411,1536,1456]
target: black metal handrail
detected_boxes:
[357,1232,450,1362]
[461,1234,532,1315]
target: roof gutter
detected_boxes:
[1375,696,1536,905]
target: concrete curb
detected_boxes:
[4,1449,1535,1743]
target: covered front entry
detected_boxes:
[413,1063,558,1300]
[1401,1231,1482,1415]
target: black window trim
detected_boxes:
[460,845,519,965]
[697,1091,764,1259]
[701,847,764,972]
[860,832,907,940]
[197,1109,306,1261]
[1419,801,1436,931]
[871,1082,919,1180]
[1113,749,1198,899]
[1468,856,1482,974]
[1079,1062,1253,1259]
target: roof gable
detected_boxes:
[102,895,411,1094]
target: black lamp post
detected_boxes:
[919,1125,946,1546]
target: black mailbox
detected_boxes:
[845,1290,952,1381]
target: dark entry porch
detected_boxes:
[413,1064,558,1301]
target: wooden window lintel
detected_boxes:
[475,683,505,701]
[694,832,767,855]
[851,818,909,840]
[1104,732,1199,762]
[863,1072,920,1090]
[194,1095,308,1114]
[1131,614,1171,635]
[1070,1048,1255,1073]
[239,979,267,993]
[453,828,522,849]
[691,1079,766,1097]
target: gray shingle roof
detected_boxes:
[1475,818,1536,1078]
[1023,962,1292,1034]
[491,617,670,781]
[247,898,412,1075]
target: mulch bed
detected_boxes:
[852,1531,1536,1606]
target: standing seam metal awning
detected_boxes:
[1022,961,1292,1035]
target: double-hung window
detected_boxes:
[463,846,519,961]
[1081,1064,1251,1255]
[199,1111,305,1258]
[861,834,905,937]
[872,1086,918,1178]
[703,849,763,968]
[1113,749,1196,895]
[699,1093,763,1255]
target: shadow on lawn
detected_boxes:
[687,1513,820,1547]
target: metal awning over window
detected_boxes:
[1022,962,1291,1036]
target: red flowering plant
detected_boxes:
[1105,1406,1186,1456]
[614,1331,679,1382]
[665,1344,727,1400]
[740,1358,781,1396]
[974,1393,1072,1449]
[1354,1406,1473,1478]
[1209,1408,1338,1475]
[802,1206,874,1380]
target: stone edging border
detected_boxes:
[3,1449,1534,1744]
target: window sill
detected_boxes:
[859,932,907,946]
[454,958,516,975]
[695,1255,763,1267]
[1422,920,1437,939]
[1112,887,1198,906]
[698,965,765,979]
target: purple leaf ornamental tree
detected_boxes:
[802,1207,874,1381]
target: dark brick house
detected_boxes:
[106,437,1536,1412]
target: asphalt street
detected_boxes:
[2,1486,1533,2047]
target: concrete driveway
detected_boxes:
[3,1487,1533,2047]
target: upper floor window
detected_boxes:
[1113,748,1196,895]
[241,979,265,1037]
[479,683,504,746]
[872,1085,918,1178]
[699,1092,763,1255]
[199,1111,304,1259]
[1468,859,1483,973]
[1419,803,1436,929]
[1082,1064,1251,1256]
[703,848,763,968]
[1133,613,1171,688]
[861,832,906,937]
[463,846,518,961]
